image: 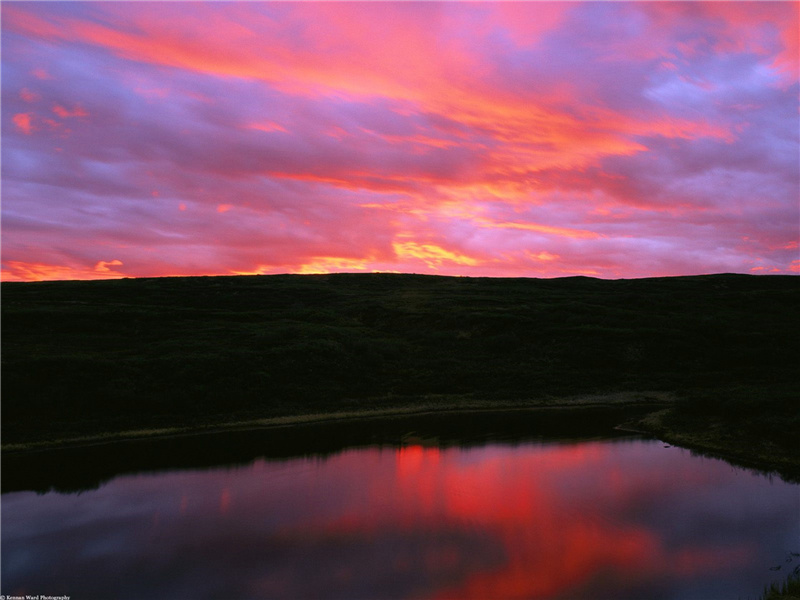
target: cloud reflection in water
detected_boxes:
[2,438,797,599]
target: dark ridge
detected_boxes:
[2,272,798,470]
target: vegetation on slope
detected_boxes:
[2,273,797,470]
[760,572,800,600]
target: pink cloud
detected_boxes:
[32,68,53,80]
[245,121,287,133]
[53,104,88,118]
[20,88,40,103]
[1,2,797,281]
[12,113,34,135]
[646,1,799,84]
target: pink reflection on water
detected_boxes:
[1,438,797,599]
[219,488,231,516]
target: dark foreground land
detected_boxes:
[2,272,798,478]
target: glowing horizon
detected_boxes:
[2,1,798,282]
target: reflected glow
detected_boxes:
[2,438,797,599]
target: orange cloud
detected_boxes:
[393,241,481,269]
[94,259,124,273]
[475,218,602,240]
[292,257,374,275]
[1,260,126,282]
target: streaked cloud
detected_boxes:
[2,2,797,281]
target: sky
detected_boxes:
[2,1,798,282]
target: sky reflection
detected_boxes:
[2,438,798,599]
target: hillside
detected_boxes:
[2,273,798,472]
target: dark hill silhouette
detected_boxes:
[2,272,797,473]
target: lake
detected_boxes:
[2,410,798,599]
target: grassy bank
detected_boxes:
[634,385,800,479]
[2,272,798,472]
[0,391,670,453]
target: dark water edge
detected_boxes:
[631,408,800,485]
[3,406,653,495]
[637,430,800,486]
[3,425,798,600]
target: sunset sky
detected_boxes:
[2,1,798,281]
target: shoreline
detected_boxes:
[632,409,800,483]
[2,393,671,454]
[3,392,797,483]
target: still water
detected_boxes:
[2,413,798,600]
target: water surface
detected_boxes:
[2,414,798,599]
